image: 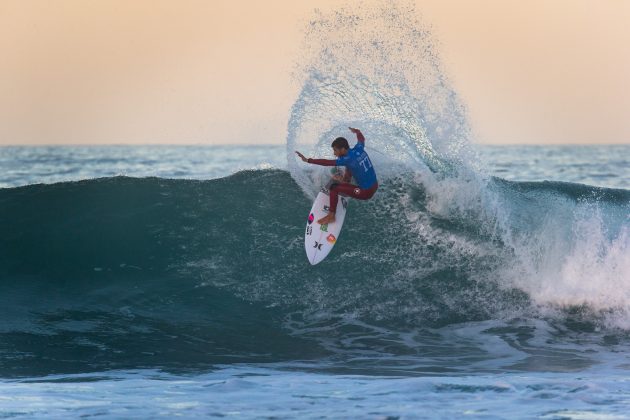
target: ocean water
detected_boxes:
[2,4,630,419]
[1,145,628,419]
[1,144,627,190]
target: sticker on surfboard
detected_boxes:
[304,192,348,265]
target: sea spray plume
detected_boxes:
[286,1,479,197]
[283,1,501,254]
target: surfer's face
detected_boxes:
[332,146,348,157]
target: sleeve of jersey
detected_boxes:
[307,158,338,166]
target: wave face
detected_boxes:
[1,172,629,377]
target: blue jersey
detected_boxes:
[336,142,377,189]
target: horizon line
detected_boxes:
[1,142,628,147]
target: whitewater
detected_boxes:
[2,3,630,419]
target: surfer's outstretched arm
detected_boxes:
[349,127,365,144]
[306,158,336,166]
[295,151,337,166]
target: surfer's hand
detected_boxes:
[295,151,308,162]
[349,127,361,134]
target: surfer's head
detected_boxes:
[331,137,349,157]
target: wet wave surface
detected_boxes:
[1,171,628,377]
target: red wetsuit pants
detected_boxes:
[329,182,378,213]
[306,158,378,213]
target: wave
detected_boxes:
[1,171,628,376]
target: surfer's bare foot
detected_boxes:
[318,213,336,224]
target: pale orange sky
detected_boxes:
[1,0,629,145]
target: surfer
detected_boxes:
[295,127,378,225]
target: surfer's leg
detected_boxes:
[318,183,354,224]
[320,182,377,224]
[328,183,354,212]
[329,182,378,214]
[352,182,378,200]
[318,187,339,224]
[334,183,378,204]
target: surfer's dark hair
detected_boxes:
[331,137,349,150]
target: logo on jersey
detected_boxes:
[308,213,314,224]
[354,188,361,195]
[326,234,336,244]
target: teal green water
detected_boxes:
[1,164,628,376]
[0,155,629,417]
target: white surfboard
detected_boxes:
[304,188,348,265]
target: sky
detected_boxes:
[1,0,629,146]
